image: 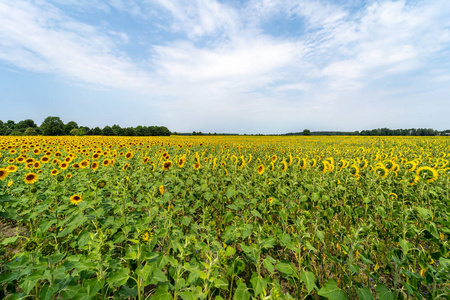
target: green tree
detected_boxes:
[92,127,102,135]
[24,127,38,136]
[64,121,79,135]
[40,116,65,136]
[16,119,37,132]
[302,129,311,136]
[102,126,114,136]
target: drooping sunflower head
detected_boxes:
[388,192,398,200]
[24,173,38,184]
[70,194,82,205]
[123,163,130,171]
[374,166,388,178]
[349,164,359,176]
[159,185,164,195]
[384,161,394,170]
[405,161,417,172]
[416,166,438,183]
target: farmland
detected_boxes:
[0,135,449,299]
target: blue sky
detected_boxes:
[0,0,449,134]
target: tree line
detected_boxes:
[286,128,449,136]
[0,116,171,136]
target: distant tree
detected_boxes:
[64,121,79,134]
[112,124,125,136]
[124,127,135,136]
[302,129,311,136]
[40,116,64,136]
[92,127,102,135]
[102,126,114,136]
[24,127,38,136]
[16,119,37,132]
[6,120,16,129]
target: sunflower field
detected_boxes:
[0,135,449,300]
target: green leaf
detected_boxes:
[1,235,19,245]
[107,267,130,287]
[317,279,347,300]
[398,239,411,254]
[152,269,168,283]
[85,278,105,297]
[179,291,196,300]
[251,209,262,219]
[250,276,268,296]
[213,278,228,289]
[233,282,251,300]
[40,284,59,300]
[315,230,325,242]
[357,287,374,300]
[152,285,172,300]
[263,256,276,274]
[275,262,295,276]
[300,271,316,294]
[416,207,432,220]
[376,284,394,300]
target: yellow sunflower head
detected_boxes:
[70,194,82,205]
[24,172,38,184]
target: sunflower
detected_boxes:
[97,180,106,189]
[24,240,38,252]
[162,160,173,170]
[271,155,277,162]
[159,185,164,195]
[138,229,153,244]
[102,159,110,166]
[0,168,8,180]
[7,165,18,173]
[72,163,80,169]
[92,153,100,160]
[125,152,133,159]
[388,192,398,200]
[70,194,82,205]
[123,163,130,171]
[309,159,317,168]
[24,173,38,184]
[41,243,56,256]
[349,164,359,177]
[374,166,388,178]
[193,163,201,170]
[268,197,273,204]
[280,160,288,171]
[66,173,72,179]
[9,149,17,155]
[91,161,99,170]
[59,162,68,170]
[299,158,307,169]
[405,161,417,172]
[416,166,438,183]
[409,175,419,186]
[257,164,265,175]
[80,160,89,168]
[40,156,50,163]
[51,169,59,176]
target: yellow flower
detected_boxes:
[8,181,13,187]
[416,166,438,183]
[257,164,265,175]
[0,168,8,180]
[388,193,398,200]
[268,197,273,204]
[24,173,38,184]
[159,185,164,195]
[70,194,82,205]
